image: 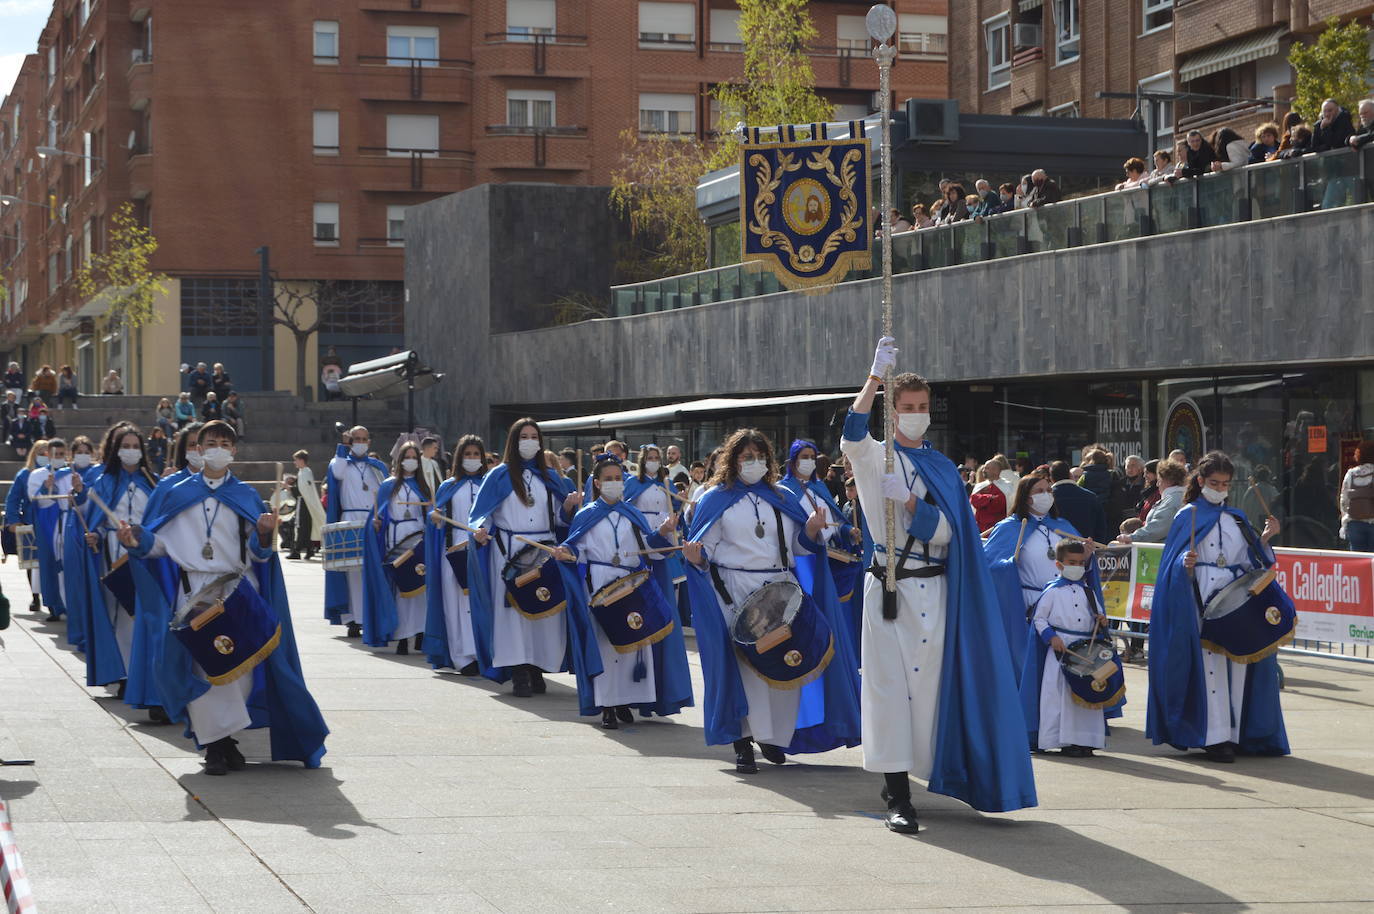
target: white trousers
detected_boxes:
[393,592,425,640]
[591,624,656,709]
[1037,647,1106,749]
[186,671,255,746]
[439,565,476,669]
[488,551,566,671]
[341,569,361,625]
[1202,648,1246,746]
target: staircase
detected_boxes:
[0,392,415,499]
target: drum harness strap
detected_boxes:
[492,473,562,563]
[709,505,789,608]
[178,516,249,596]
[583,525,649,590]
[868,487,945,619]
[1029,579,1101,623]
[1195,515,1266,615]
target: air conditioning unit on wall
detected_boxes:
[1013,23,1042,50]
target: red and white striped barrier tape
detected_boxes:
[0,799,35,914]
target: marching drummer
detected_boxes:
[1147,451,1288,762]
[375,441,431,655]
[324,426,389,640]
[116,420,328,776]
[681,428,861,775]
[553,454,693,729]
[423,434,487,675]
[5,440,49,614]
[1022,540,1118,758]
[28,436,73,623]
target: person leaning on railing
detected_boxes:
[1146,149,1173,185]
[1348,99,1374,151]
[1209,128,1250,172]
[1176,130,1218,178]
[1249,122,1281,163]
[1267,111,1305,161]
[1276,124,1312,160]
[1311,98,1354,152]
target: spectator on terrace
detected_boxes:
[1177,130,1217,178]
[101,369,124,395]
[1147,148,1174,184]
[187,361,212,406]
[996,183,1016,213]
[1349,99,1374,150]
[1249,122,1281,163]
[888,208,912,233]
[1014,173,1034,208]
[4,362,25,402]
[910,203,934,228]
[1311,98,1355,151]
[1116,157,1148,190]
[55,365,79,409]
[173,392,196,428]
[201,390,223,421]
[1277,124,1312,160]
[1270,111,1305,160]
[1024,169,1061,207]
[938,183,969,223]
[211,362,234,400]
[1209,127,1249,172]
[929,179,952,221]
[30,364,57,400]
[969,179,1000,219]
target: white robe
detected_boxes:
[437,477,481,669]
[295,465,326,534]
[574,508,660,708]
[1032,583,1106,749]
[97,476,150,670]
[841,431,952,777]
[1193,511,1251,746]
[328,455,385,625]
[383,477,427,640]
[141,473,265,745]
[29,466,73,610]
[486,471,567,671]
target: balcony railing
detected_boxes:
[484,126,587,168]
[611,145,1374,317]
[355,55,472,99]
[482,32,588,75]
[357,146,473,189]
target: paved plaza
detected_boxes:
[1,557,1373,913]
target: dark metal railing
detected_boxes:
[482,32,587,74]
[357,237,404,248]
[483,126,586,168]
[356,55,472,98]
[356,146,472,189]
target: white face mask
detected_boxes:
[796,458,816,478]
[350,442,369,457]
[401,457,418,473]
[72,453,92,469]
[118,448,142,467]
[1030,491,1055,515]
[1201,486,1228,505]
[187,450,205,470]
[738,459,767,485]
[202,447,233,471]
[1060,564,1086,582]
[897,412,931,441]
[35,456,49,468]
[517,438,541,461]
[461,458,483,474]
[643,460,661,475]
[599,480,624,503]
[48,457,66,470]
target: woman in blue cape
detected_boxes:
[681,428,860,774]
[60,434,107,652]
[778,438,864,649]
[624,443,688,592]
[422,435,486,674]
[29,437,73,622]
[5,442,45,614]
[373,441,430,654]
[984,472,1092,685]
[122,420,327,775]
[466,418,586,697]
[1146,451,1288,762]
[323,428,393,643]
[554,455,692,728]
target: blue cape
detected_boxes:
[62,469,102,651]
[4,467,32,526]
[323,451,392,627]
[984,514,1087,685]
[128,473,328,765]
[884,439,1038,812]
[624,474,687,583]
[466,461,577,683]
[32,468,71,616]
[560,498,694,718]
[422,473,483,669]
[123,470,192,710]
[1145,502,1289,755]
[779,471,861,648]
[683,481,861,754]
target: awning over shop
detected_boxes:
[538,392,856,432]
[1179,27,1286,83]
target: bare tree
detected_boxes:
[272,280,404,395]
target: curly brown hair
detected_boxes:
[707,428,779,489]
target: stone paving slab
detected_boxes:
[2,557,1374,912]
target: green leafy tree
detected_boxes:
[75,202,169,328]
[1288,18,1374,121]
[610,0,835,280]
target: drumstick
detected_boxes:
[624,545,689,557]
[85,488,121,528]
[33,492,75,500]
[433,514,556,555]
[1246,483,1274,518]
[71,501,99,552]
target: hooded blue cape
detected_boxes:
[62,470,101,652]
[32,468,71,617]
[778,463,861,650]
[984,514,1087,685]
[323,448,392,628]
[683,481,861,754]
[465,461,576,683]
[422,473,484,669]
[4,467,32,527]
[560,497,693,718]
[624,474,687,584]
[122,469,192,710]
[1145,501,1288,755]
[127,472,328,765]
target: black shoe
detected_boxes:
[757,743,786,766]
[29,596,41,613]
[115,680,127,700]
[223,738,246,771]
[204,744,228,776]
[733,739,758,774]
[529,667,546,694]
[458,661,480,677]
[511,666,533,698]
[396,639,409,655]
[45,613,60,622]
[1204,742,1236,763]
[148,706,170,725]
[885,801,920,834]
[1061,745,1092,758]
[601,709,619,730]
[287,553,301,560]
[414,633,424,651]
[346,622,362,639]
[615,706,634,724]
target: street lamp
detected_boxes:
[0,195,48,209]
[36,145,106,165]
[865,3,900,614]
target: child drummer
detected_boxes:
[1023,540,1116,758]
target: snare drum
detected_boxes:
[1200,568,1296,663]
[588,569,673,653]
[170,573,281,685]
[385,532,427,598]
[826,545,863,603]
[15,524,37,570]
[731,579,834,689]
[321,519,366,571]
[502,544,566,619]
[102,553,137,617]
[444,539,470,593]
[1059,636,1126,709]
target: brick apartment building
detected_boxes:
[950,0,1374,161]
[0,0,948,396]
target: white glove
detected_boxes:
[870,336,897,378]
[880,473,910,504]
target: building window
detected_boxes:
[1143,0,1173,33]
[709,8,741,51]
[985,15,1010,90]
[1049,100,1080,118]
[899,14,947,59]
[384,114,439,156]
[82,131,92,187]
[314,202,339,245]
[47,46,56,86]
[638,2,694,48]
[313,110,339,154]
[1138,72,1173,137]
[506,90,555,128]
[386,26,439,66]
[836,15,870,52]
[507,0,555,41]
[180,278,261,337]
[317,280,405,334]
[1054,0,1079,64]
[638,92,695,134]
[313,21,339,63]
[386,206,405,246]
[48,252,57,294]
[81,218,92,269]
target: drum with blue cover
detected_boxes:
[826,544,863,603]
[1200,568,1296,663]
[588,569,673,652]
[1059,636,1126,709]
[731,579,834,689]
[502,544,566,619]
[102,553,137,616]
[171,573,281,685]
[444,539,470,593]
[385,532,427,598]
